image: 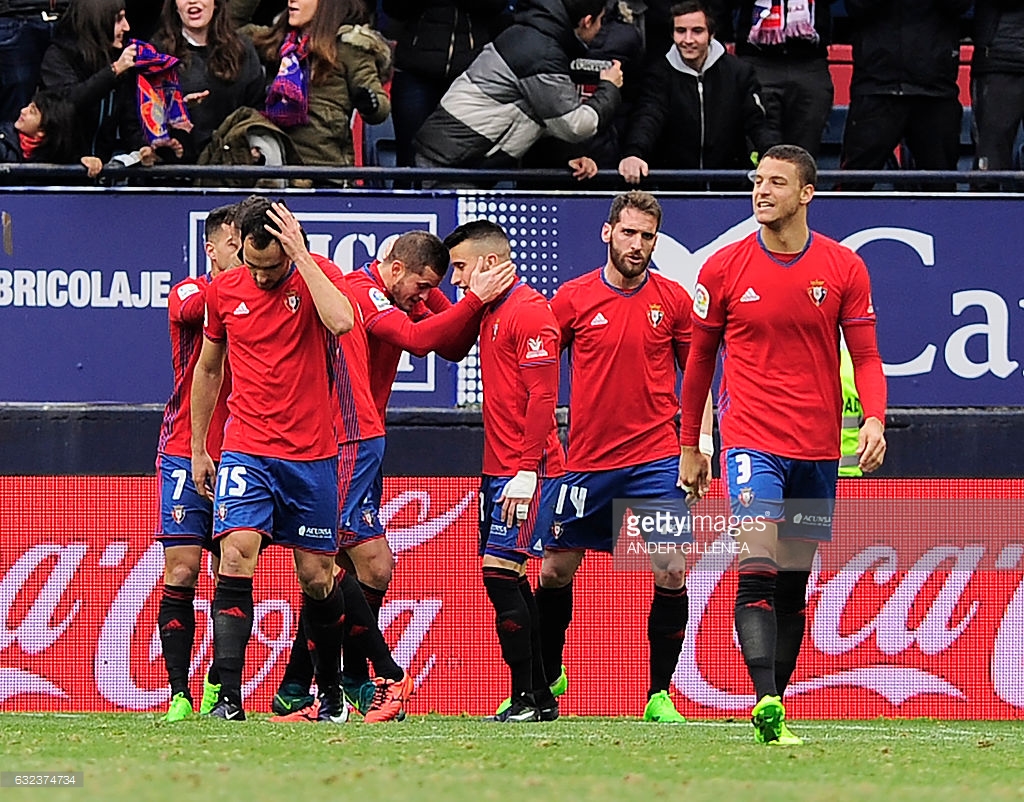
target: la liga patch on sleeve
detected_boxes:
[369,287,392,312]
[693,283,710,319]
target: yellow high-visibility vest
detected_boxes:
[840,345,863,477]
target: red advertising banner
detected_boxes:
[1,476,1023,719]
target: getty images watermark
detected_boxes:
[610,498,763,568]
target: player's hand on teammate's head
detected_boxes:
[469,257,516,304]
[265,202,308,260]
[857,417,886,473]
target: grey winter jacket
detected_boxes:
[413,0,621,168]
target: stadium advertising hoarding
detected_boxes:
[0,192,1021,406]
[3,475,1024,718]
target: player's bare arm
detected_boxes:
[679,318,723,500]
[679,446,710,501]
[190,337,226,500]
[679,392,715,501]
[266,202,354,335]
[858,417,886,473]
[468,257,516,303]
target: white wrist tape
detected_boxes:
[699,433,715,457]
[503,470,538,500]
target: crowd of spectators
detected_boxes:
[0,0,1019,188]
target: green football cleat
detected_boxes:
[771,721,804,746]
[272,682,315,716]
[751,694,786,744]
[548,665,568,698]
[494,665,568,716]
[162,692,194,723]
[199,675,221,716]
[342,678,377,716]
[642,690,686,723]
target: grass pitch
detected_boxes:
[1,714,1022,802]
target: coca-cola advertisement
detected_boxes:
[1,476,1023,718]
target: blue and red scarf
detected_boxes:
[263,32,310,129]
[132,39,193,147]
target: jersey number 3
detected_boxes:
[734,453,752,484]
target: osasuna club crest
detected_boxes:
[284,290,301,313]
[738,487,755,508]
[647,303,664,327]
[807,280,828,307]
[171,505,186,524]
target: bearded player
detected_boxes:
[536,190,715,723]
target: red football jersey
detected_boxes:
[551,268,693,472]
[158,274,231,461]
[347,261,483,424]
[204,259,345,460]
[479,282,565,477]
[684,231,878,460]
[314,255,384,445]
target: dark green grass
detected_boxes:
[1,714,1022,801]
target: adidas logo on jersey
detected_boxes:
[739,287,760,303]
[590,312,609,326]
[233,301,250,315]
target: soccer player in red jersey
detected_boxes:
[538,191,714,724]
[279,232,512,700]
[155,203,241,722]
[679,145,887,745]
[445,220,565,722]
[348,231,516,425]
[190,198,354,723]
[270,251,415,724]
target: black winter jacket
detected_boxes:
[0,0,68,13]
[846,0,972,98]
[972,0,1024,75]
[38,37,140,161]
[622,40,771,170]
[383,0,510,80]
[153,35,265,162]
[0,122,23,162]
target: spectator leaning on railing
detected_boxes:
[618,0,771,189]
[383,0,511,168]
[412,0,622,184]
[0,88,82,166]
